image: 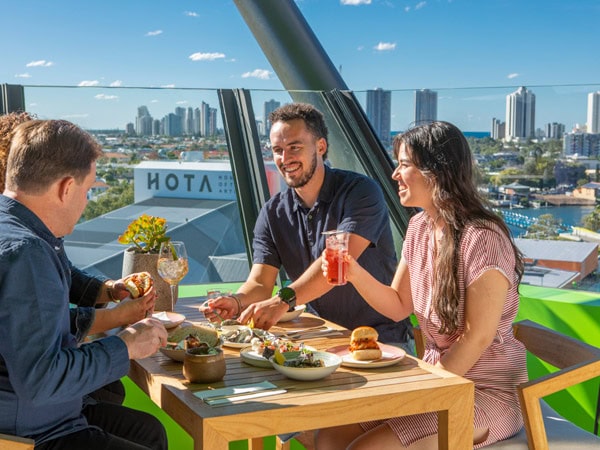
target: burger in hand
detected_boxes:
[123,271,154,298]
[349,326,382,361]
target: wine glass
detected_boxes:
[157,241,189,311]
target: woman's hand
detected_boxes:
[320,250,358,283]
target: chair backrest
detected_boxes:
[0,433,35,450]
[413,320,600,449]
[511,319,600,449]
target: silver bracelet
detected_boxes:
[229,293,243,318]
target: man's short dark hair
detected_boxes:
[269,103,329,159]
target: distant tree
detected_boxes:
[583,207,600,232]
[524,213,562,240]
[82,182,134,222]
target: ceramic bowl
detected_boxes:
[277,304,307,323]
[269,351,342,381]
[183,347,226,383]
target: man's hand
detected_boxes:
[238,297,288,329]
[117,318,167,360]
[199,295,238,323]
[112,285,156,325]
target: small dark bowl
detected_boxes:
[183,347,226,383]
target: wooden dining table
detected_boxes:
[128,295,474,450]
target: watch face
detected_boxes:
[278,287,296,312]
[278,287,296,302]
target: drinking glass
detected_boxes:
[157,241,189,311]
[323,230,350,285]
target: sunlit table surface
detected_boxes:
[129,294,474,450]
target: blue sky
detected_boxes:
[2,0,599,132]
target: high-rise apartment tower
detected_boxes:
[0,84,26,115]
[505,86,535,140]
[587,91,600,134]
[414,89,437,125]
[264,99,281,137]
[366,88,391,147]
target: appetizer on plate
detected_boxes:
[349,326,382,361]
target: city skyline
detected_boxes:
[1,0,599,131]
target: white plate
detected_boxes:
[326,343,405,368]
[269,351,342,381]
[222,340,253,349]
[277,304,307,323]
[240,345,317,368]
[239,347,274,368]
[152,311,186,329]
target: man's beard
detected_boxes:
[284,153,318,189]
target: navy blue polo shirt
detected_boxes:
[253,165,411,343]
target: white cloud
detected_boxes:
[189,52,226,61]
[184,11,198,17]
[15,73,31,78]
[78,80,100,86]
[95,94,119,100]
[109,80,122,87]
[176,100,188,105]
[405,6,411,12]
[145,30,163,37]
[161,84,175,88]
[26,60,54,67]
[415,1,427,9]
[507,73,520,79]
[340,0,372,5]
[151,99,159,103]
[357,45,365,51]
[241,69,272,80]
[374,42,396,51]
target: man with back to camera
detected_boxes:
[0,119,168,449]
[202,103,413,351]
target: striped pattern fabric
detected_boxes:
[362,212,528,447]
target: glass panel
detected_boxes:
[7,82,600,293]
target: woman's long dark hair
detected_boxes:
[394,121,524,335]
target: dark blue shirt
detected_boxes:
[253,166,411,343]
[0,195,130,444]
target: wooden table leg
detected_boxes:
[248,438,264,450]
[438,384,474,450]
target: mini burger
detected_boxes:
[123,271,153,298]
[349,326,382,361]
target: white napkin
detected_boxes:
[194,381,287,406]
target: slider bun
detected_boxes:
[351,326,379,342]
[123,272,153,298]
[352,348,382,361]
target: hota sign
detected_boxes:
[133,162,236,202]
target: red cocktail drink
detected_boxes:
[325,247,348,285]
[323,230,350,286]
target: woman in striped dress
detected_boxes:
[318,121,527,449]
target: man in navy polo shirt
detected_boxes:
[203,103,413,349]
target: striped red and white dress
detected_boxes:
[361,211,527,447]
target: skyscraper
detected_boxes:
[414,89,437,125]
[366,88,391,147]
[505,86,535,140]
[587,91,600,134]
[135,105,153,136]
[0,84,26,115]
[491,118,505,140]
[264,99,280,137]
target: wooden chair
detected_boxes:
[416,320,600,448]
[0,433,35,450]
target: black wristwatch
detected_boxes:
[277,287,297,311]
